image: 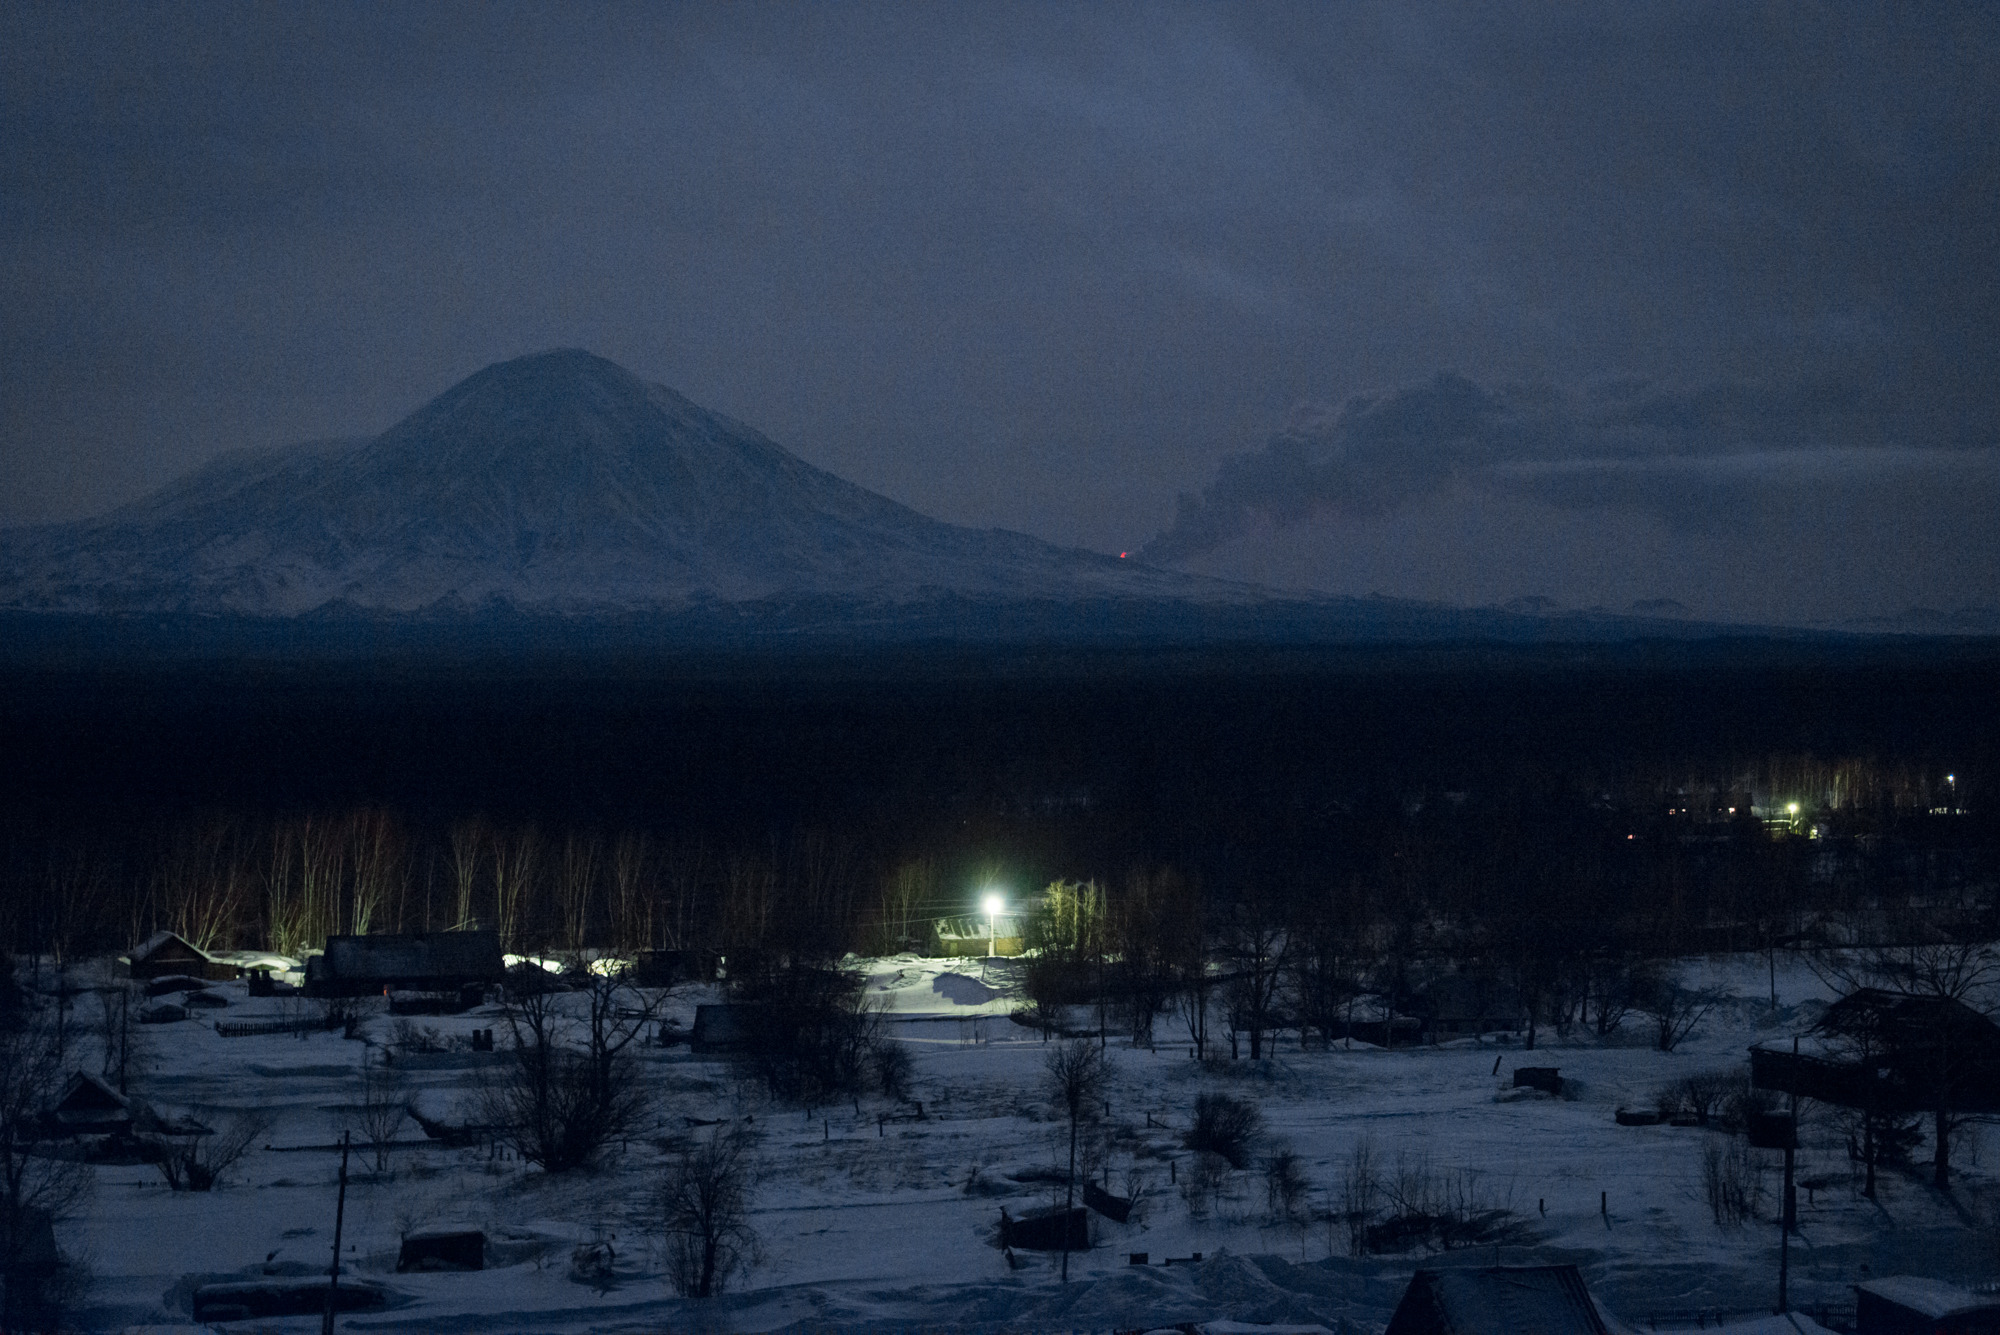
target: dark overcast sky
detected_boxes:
[4,3,1996,624]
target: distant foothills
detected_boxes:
[0,350,1989,654]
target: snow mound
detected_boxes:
[931,973,1000,1006]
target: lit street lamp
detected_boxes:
[982,891,1004,958]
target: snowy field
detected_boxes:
[60,952,2000,1333]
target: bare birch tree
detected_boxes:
[447,817,487,931]
[155,816,252,953]
[607,830,651,954]
[345,808,404,937]
[555,830,601,959]
[489,825,542,953]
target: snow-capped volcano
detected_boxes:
[0,350,1225,616]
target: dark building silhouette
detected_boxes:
[304,930,505,999]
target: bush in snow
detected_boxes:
[871,1039,914,1103]
[1634,968,1717,1053]
[149,1111,270,1191]
[1183,1091,1262,1169]
[1263,1146,1311,1225]
[352,1054,407,1172]
[660,1129,759,1298]
[1179,1150,1230,1220]
[1701,1136,1764,1226]
[1338,1139,1381,1256]
[1657,1068,1742,1126]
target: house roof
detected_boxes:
[1816,988,2000,1054]
[1859,1275,2000,1319]
[125,930,212,964]
[934,914,1025,941]
[315,931,504,982]
[1386,1266,1609,1335]
[51,1072,132,1129]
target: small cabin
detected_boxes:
[1385,1265,1610,1335]
[1856,1276,2000,1334]
[123,931,237,982]
[304,930,504,999]
[46,1073,133,1138]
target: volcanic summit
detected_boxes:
[0,350,1218,617]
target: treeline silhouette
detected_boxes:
[0,655,1992,984]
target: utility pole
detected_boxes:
[322,1131,352,1335]
[1748,1108,1796,1315]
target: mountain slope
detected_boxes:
[0,350,1232,616]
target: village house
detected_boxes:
[303,929,505,1000]
[44,1073,133,1138]
[121,931,238,982]
[1751,987,2000,1115]
[931,911,1025,958]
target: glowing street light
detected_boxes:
[981,890,1005,957]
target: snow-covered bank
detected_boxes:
[45,951,2000,1332]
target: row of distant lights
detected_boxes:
[985,776,1963,866]
[1652,776,1966,833]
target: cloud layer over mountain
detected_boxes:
[1146,372,1999,560]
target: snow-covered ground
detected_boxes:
[56,952,2000,1333]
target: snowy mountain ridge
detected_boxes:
[0,350,1249,617]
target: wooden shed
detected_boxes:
[123,931,237,982]
[1385,1265,1609,1335]
[690,1003,766,1055]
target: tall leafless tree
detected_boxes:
[484,982,649,1173]
[447,817,487,931]
[607,830,651,954]
[555,830,601,959]
[488,825,542,953]
[1044,1039,1108,1281]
